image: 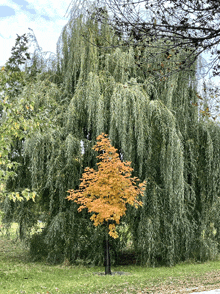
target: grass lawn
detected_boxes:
[1,224,220,293]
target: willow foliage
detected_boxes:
[3,9,220,266]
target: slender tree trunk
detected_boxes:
[104,228,112,275]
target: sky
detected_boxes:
[0,0,73,66]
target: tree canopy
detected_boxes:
[87,0,220,77]
[66,0,220,118]
[68,133,145,239]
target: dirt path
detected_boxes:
[138,271,220,294]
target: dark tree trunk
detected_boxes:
[104,229,111,275]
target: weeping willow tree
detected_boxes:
[3,6,220,266]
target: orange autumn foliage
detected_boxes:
[67,133,146,238]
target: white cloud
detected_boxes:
[0,0,70,66]
[27,0,69,17]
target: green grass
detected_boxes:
[1,224,220,293]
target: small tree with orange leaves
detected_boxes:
[67,133,146,274]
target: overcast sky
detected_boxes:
[0,0,73,66]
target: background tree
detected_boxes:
[67,0,220,118]
[87,0,220,75]
[67,133,145,274]
[0,34,63,238]
[0,34,37,204]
